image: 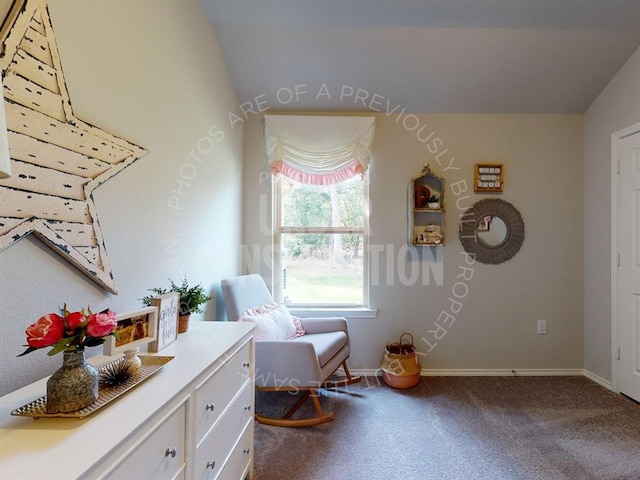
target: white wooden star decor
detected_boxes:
[0,0,148,294]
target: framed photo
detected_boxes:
[103,306,158,356]
[147,292,179,353]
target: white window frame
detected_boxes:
[272,175,370,309]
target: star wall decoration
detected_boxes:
[0,0,148,294]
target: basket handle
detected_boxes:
[399,332,414,347]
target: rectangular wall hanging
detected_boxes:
[474,163,504,193]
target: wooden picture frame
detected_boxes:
[474,163,504,193]
[103,306,158,356]
[147,292,179,353]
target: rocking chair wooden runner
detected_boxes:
[221,274,361,427]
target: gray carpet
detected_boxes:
[253,376,640,480]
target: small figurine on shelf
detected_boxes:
[424,224,443,245]
[427,195,440,210]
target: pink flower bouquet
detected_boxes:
[19,304,117,356]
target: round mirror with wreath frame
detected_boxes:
[459,198,525,264]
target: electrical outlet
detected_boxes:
[537,320,547,335]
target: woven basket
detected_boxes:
[380,333,421,389]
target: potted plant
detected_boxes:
[427,194,440,210]
[142,277,212,333]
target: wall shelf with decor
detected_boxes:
[409,164,445,246]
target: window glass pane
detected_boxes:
[280,233,363,305]
[280,176,363,228]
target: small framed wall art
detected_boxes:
[147,292,180,353]
[474,163,504,193]
[103,306,158,357]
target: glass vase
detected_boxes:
[46,350,99,414]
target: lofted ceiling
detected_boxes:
[199,0,640,113]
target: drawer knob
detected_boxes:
[244,405,251,411]
[206,461,216,469]
[243,361,250,368]
[165,447,177,458]
[205,403,215,411]
[243,448,250,455]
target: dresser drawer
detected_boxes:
[216,423,253,480]
[195,340,251,443]
[195,380,253,480]
[104,402,186,480]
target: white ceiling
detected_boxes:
[199,0,640,113]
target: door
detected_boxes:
[618,130,640,402]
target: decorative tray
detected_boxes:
[11,355,174,419]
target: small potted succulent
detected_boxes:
[427,194,440,210]
[142,277,212,333]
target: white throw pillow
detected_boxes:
[239,302,303,341]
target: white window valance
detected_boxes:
[264,114,375,185]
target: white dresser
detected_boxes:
[0,321,255,480]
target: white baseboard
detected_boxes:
[583,369,613,391]
[421,368,585,377]
[339,368,614,391]
[345,368,584,377]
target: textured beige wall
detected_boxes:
[243,112,584,372]
[0,0,243,395]
[584,45,640,384]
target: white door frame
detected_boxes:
[611,121,640,393]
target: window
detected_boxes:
[264,114,375,307]
[273,174,368,306]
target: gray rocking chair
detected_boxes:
[221,274,360,427]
